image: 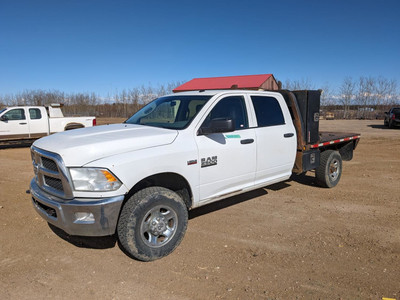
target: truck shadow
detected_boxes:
[48,224,117,249]
[189,174,317,220]
[368,124,388,129]
[368,124,398,130]
[48,174,318,249]
[290,172,318,187]
[189,189,268,220]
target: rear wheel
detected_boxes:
[316,150,342,188]
[117,187,188,261]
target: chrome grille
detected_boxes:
[31,146,73,199]
[41,157,58,172]
[44,176,63,191]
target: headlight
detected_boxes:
[69,168,122,192]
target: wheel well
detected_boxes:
[65,123,84,130]
[320,141,355,161]
[126,173,193,210]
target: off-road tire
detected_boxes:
[316,150,343,188]
[117,187,188,261]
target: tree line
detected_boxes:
[0,77,398,119]
[283,76,398,119]
[0,81,184,118]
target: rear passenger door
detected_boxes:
[250,94,297,186]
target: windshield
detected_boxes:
[125,95,211,129]
[0,108,6,115]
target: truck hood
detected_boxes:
[33,124,178,166]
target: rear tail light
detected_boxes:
[93,118,97,126]
[392,114,396,120]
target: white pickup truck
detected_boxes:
[0,104,96,144]
[29,89,360,261]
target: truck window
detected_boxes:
[4,109,26,120]
[29,108,42,120]
[205,96,248,130]
[188,100,207,119]
[126,95,211,130]
[251,96,285,127]
[142,100,181,125]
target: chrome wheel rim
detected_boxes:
[140,205,178,248]
[329,159,340,181]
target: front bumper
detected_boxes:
[30,178,125,236]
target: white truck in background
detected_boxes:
[0,104,96,144]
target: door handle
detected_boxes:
[240,139,254,144]
[19,122,27,125]
[284,133,294,138]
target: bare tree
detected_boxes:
[284,78,315,90]
[157,84,166,97]
[356,76,376,119]
[120,89,128,117]
[339,77,356,119]
[320,83,335,107]
[128,88,141,115]
[375,76,398,109]
[167,80,185,93]
[139,85,155,104]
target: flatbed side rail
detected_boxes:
[310,134,361,149]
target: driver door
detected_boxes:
[0,108,29,141]
[195,95,256,202]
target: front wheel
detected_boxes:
[117,187,188,261]
[315,150,343,188]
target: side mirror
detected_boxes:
[0,115,8,122]
[198,118,235,135]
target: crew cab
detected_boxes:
[29,89,360,261]
[0,104,96,144]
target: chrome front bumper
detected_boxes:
[30,178,125,236]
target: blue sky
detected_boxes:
[1,0,399,97]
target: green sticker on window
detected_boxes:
[225,134,241,139]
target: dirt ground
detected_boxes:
[0,119,399,299]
